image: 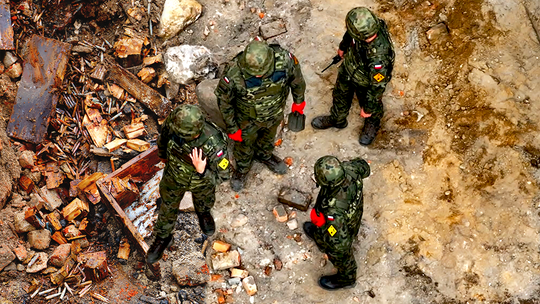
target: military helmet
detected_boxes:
[239,39,275,76]
[346,7,380,41]
[314,156,345,187]
[169,104,204,140]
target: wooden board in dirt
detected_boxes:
[0,0,14,50]
[6,35,71,144]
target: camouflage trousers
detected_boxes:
[330,65,386,124]
[153,170,215,238]
[234,118,281,174]
[313,209,363,282]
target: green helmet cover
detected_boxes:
[239,39,275,76]
[314,156,345,187]
[346,7,380,41]
[169,104,204,140]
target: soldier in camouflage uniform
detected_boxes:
[312,7,395,146]
[147,105,230,265]
[303,156,370,290]
[215,38,306,191]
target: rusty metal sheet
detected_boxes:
[0,0,14,50]
[7,35,72,144]
[107,59,173,118]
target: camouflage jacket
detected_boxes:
[339,20,395,87]
[215,45,306,134]
[157,118,230,187]
[315,158,370,230]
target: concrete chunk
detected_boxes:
[28,229,51,250]
[273,205,288,222]
[242,276,257,296]
[0,245,15,271]
[211,250,241,271]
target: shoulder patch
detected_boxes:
[223,77,230,83]
[216,150,224,157]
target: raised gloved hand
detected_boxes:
[291,101,306,115]
[310,208,326,227]
[228,129,243,142]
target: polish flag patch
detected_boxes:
[217,150,224,157]
[223,77,230,84]
[327,215,334,221]
[374,64,383,70]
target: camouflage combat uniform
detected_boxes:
[215,44,306,174]
[312,158,370,283]
[153,107,230,239]
[332,19,395,124]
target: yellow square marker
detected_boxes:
[373,73,385,82]
[328,225,337,236]
[218,158,229,170]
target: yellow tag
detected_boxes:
[218,158,229,170]
[327,225,337,236]
[373,73,385,82]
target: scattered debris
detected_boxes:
[211,250,241,271]
[426,23,449,44]
[272,205,288,222]
[259,19,287,39]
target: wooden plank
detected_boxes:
[126,139,150,152]
[7,35,71,143]
[45,162,64,189]
[77,172,105,191]
[104,139,127,152]
[117,239,130,260]
[96,146,162,254]
[0,0,14,50]
[62,198,89,222]
[83,112,109,148]
[106,58,172,118]
[123,123,145,139]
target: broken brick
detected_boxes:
[212,240,231,253]
[273,205,288,222]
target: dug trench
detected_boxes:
[1,0,540,303]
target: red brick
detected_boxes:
[48,244,71,268]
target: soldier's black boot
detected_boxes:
[311,115,348,130]
[196,211,215,236]
[359,117,381,146]
[260,154,287,175]
[303,222,316,240]
[231,170,247,191]
[318,274,356,290]
[146,235,173,264]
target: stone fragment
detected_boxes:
[212,240,231,253]
[211,250,241,271]
[28,230,51,250]
[26,252,48,273]
[259,19,287,39]
[39,186,64,211]
[196,79,226,129]
[278,187,312,211]
[287,219,298,230]
[158,0,203,40]
[19,150,35,168]
[230,214,248,228]
[22,250,35,265]
[13,245,27,262]
[172,251,210,286]
[176,192,194,212]
[3,262,16,272]
[0,245,16,271]
[426,23,449,44]
[17,264,25,271]
[63,225,82,239]
[242,276,257,296]
[14,212,36,233]
[5,62,22,79]
[273,205,288,222]
[3,52,18,67]
[48,244,71,268]
[164,45,218,85]
[230,268,248,278]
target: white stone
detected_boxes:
[158,0,202,40]
[164,45,218,85]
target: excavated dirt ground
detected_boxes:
[1,0,540,303]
